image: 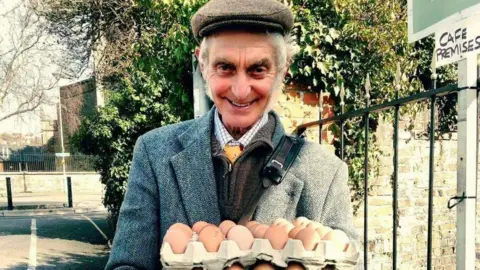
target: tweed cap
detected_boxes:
[191,0,294,40]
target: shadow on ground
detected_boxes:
[3,250,110,270]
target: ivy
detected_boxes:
[288,0,456,211]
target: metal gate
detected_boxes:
[295,57,479,269]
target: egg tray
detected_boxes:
[160,238,359,270]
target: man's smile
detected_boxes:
[226,98,257,108]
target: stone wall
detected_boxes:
[0,172,103,195]
[274,90,479,269]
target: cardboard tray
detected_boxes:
[160,237,359,269]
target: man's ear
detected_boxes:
[195,47,201,59]
[195,47,205,76]
[282,62,291,78]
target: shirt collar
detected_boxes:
[214,108,268,148]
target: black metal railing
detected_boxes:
[0,153,96,172]
[296,74,479,269]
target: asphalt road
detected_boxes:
[0,211,113,270]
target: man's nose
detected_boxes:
[232,72,251,100]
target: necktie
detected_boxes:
[223,145,243,163]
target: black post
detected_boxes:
[393,74,400,270]
[319,124,323,144]
[427,95,436,270]
[363,75,371,270]
[6,177,13,210]
[393,103,399,269]
[67,176,73,208]
[364,112,369,270]
[319,92,323,145]
[340,106,345,160]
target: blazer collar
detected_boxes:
[170,107,285,226]
[170,107,221,226]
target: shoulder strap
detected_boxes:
[238,134,305,225]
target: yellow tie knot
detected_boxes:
[223,145,243,163]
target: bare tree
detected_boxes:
[0,0,60,123]
[31,0,140,83]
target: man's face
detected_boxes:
[203,31,280,132]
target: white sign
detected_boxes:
[435,16,480,67]
[408,0,480,43]
[55,152,70,157]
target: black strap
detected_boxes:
[238,134,305,225]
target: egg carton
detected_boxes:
[160,238,359,270]
[160,239,285,269]
[281,239,360,270]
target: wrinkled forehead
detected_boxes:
[208,31,277,63]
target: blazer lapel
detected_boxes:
[170,108,221,226]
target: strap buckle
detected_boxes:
[263,161,283,185]
[271,159,284,169]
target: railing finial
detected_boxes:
[340,81,345,108]
[395,63,401,99]
[365,74,371,106]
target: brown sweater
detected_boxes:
[211,114,276,222]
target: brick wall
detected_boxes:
[275,90,480,269]
[272,90,336,152]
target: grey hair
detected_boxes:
[199,31,299,75]
[198,31,299,105]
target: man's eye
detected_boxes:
[250,67,267,76]
[216,64,234,73]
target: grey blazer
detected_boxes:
[105,108,359,270]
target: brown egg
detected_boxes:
[249,224,261,235]
[273,218,289,226]
[293,217,310,227]
[168,223,193,239]
[323,230,350,252]
[198,225,225,252]
[288,226,303,239]
[227,225,255,250]
[225,263,244,270]
[192,221,210,234]
[252,224,269,238]
[253,262,276,270]
[306,222,323,230]
[287,262,306,270]
[282,223,295,234]
[219,220,236,235]
[264,225,289,250]
[294,223,307,230]
[163,229,190,254]
[316,225,333,239]
[295,227,321,251]
[246,221,259,230]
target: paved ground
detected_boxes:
[0,211,113,270]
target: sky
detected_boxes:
[0,0,90,136]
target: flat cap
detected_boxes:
[191,0,294,40]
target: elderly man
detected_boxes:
[106,0,359,269]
